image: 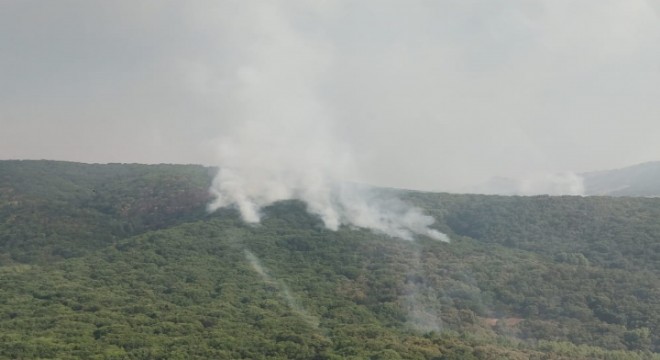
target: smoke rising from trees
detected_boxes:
[206,2,447,241]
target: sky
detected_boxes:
[1,0,659,193]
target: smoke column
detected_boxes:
[207,2,447,242]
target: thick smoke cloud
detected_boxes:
[207,2,447,241]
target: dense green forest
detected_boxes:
[1,160,659,359]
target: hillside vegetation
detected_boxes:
[1,160,659,359]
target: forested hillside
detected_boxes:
[0,160,213,263]
[1,160,659,359]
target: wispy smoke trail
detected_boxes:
[244,249,319,328]
[207,2,448,242]
[472,171,585,196]
[518,172,585,196]
[403,247,443,332]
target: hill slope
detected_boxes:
[1,160,659,359]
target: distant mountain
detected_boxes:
[582,161,660,197]
[469,161,660,197]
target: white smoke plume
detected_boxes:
[207,1,447,242]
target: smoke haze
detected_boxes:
[1,1,659,194]
[472,171,585,196]
[206,2,447,241]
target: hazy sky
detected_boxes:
[1,0,659,192]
